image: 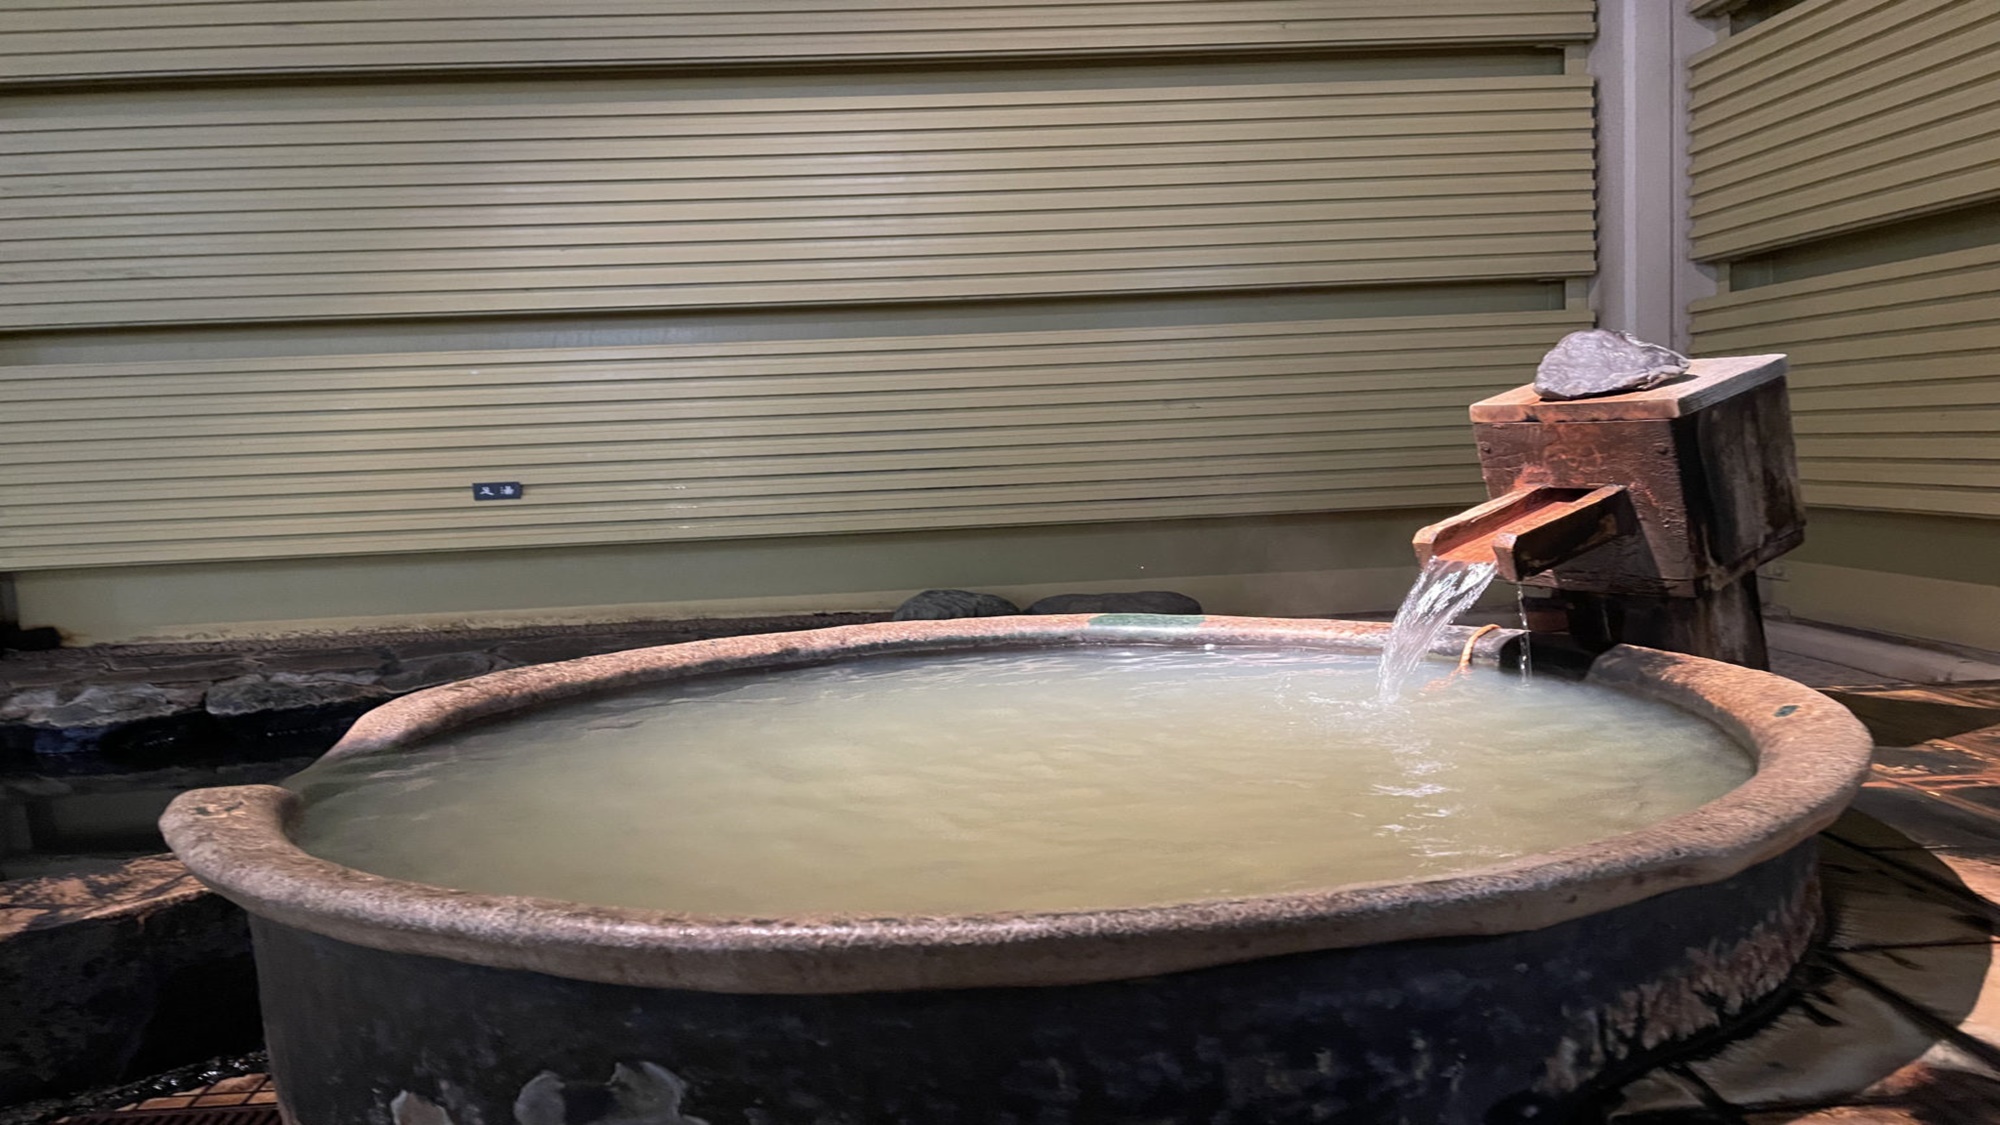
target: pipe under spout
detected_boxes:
[1413,485,1635,583]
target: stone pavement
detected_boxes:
[1608,680,2000,1123]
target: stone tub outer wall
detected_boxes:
[160,615,1875,1124]
[255,843,1820,1125]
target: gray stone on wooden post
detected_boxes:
[1535,329,1690,400]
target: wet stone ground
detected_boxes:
[1611,680,2000,1124]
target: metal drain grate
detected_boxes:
[60,1110,279,1125]
[57,1074,280,1125]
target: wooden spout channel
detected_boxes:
[1413,485,1634,583]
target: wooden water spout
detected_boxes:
[1414,484,1634,584]
[1421,354,1804,669]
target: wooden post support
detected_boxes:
[1430,354,1803,669]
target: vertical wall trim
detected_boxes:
[1672,5,1722,342]
[1591,0,1716,352]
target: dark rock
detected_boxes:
[99,653,254,680]
[378,651,515,693]
[493,635,637,666]
[0,627,60,654]
[0,684,205,730]
[208,704,376,763]
[0,683,224,769]
[374,634,517,660]
[1534,329,1690,400]
[0,663,95,690]
[199,674,392,762]
[2,712,227,774]
[891,590,1022,621]
[0,856,259,1106]
[245,647,391,676]
[1,614,896,774]
[203,672,390,718]
[1026,591,1203,616]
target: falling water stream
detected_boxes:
[1376,558,1501,702]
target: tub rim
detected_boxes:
[161,614,1872,994]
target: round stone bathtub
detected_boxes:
[161,616,1872,1125]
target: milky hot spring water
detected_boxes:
[288,645,1749,917]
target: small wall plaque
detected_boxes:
[472,482,524,501]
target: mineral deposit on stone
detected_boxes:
[203,671,392,718]
[1535,330,1690,400]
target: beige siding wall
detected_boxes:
[1,71,1593,331]
[1,1,1596,83]
[12,510,1456,646]
[1689,0,2000,260]
[1688,0,2000,650]
[1,3,1595,639]
[1,311,1585,570]
[1693,244,2000,521]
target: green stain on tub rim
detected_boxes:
[1087,614,1207,629]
